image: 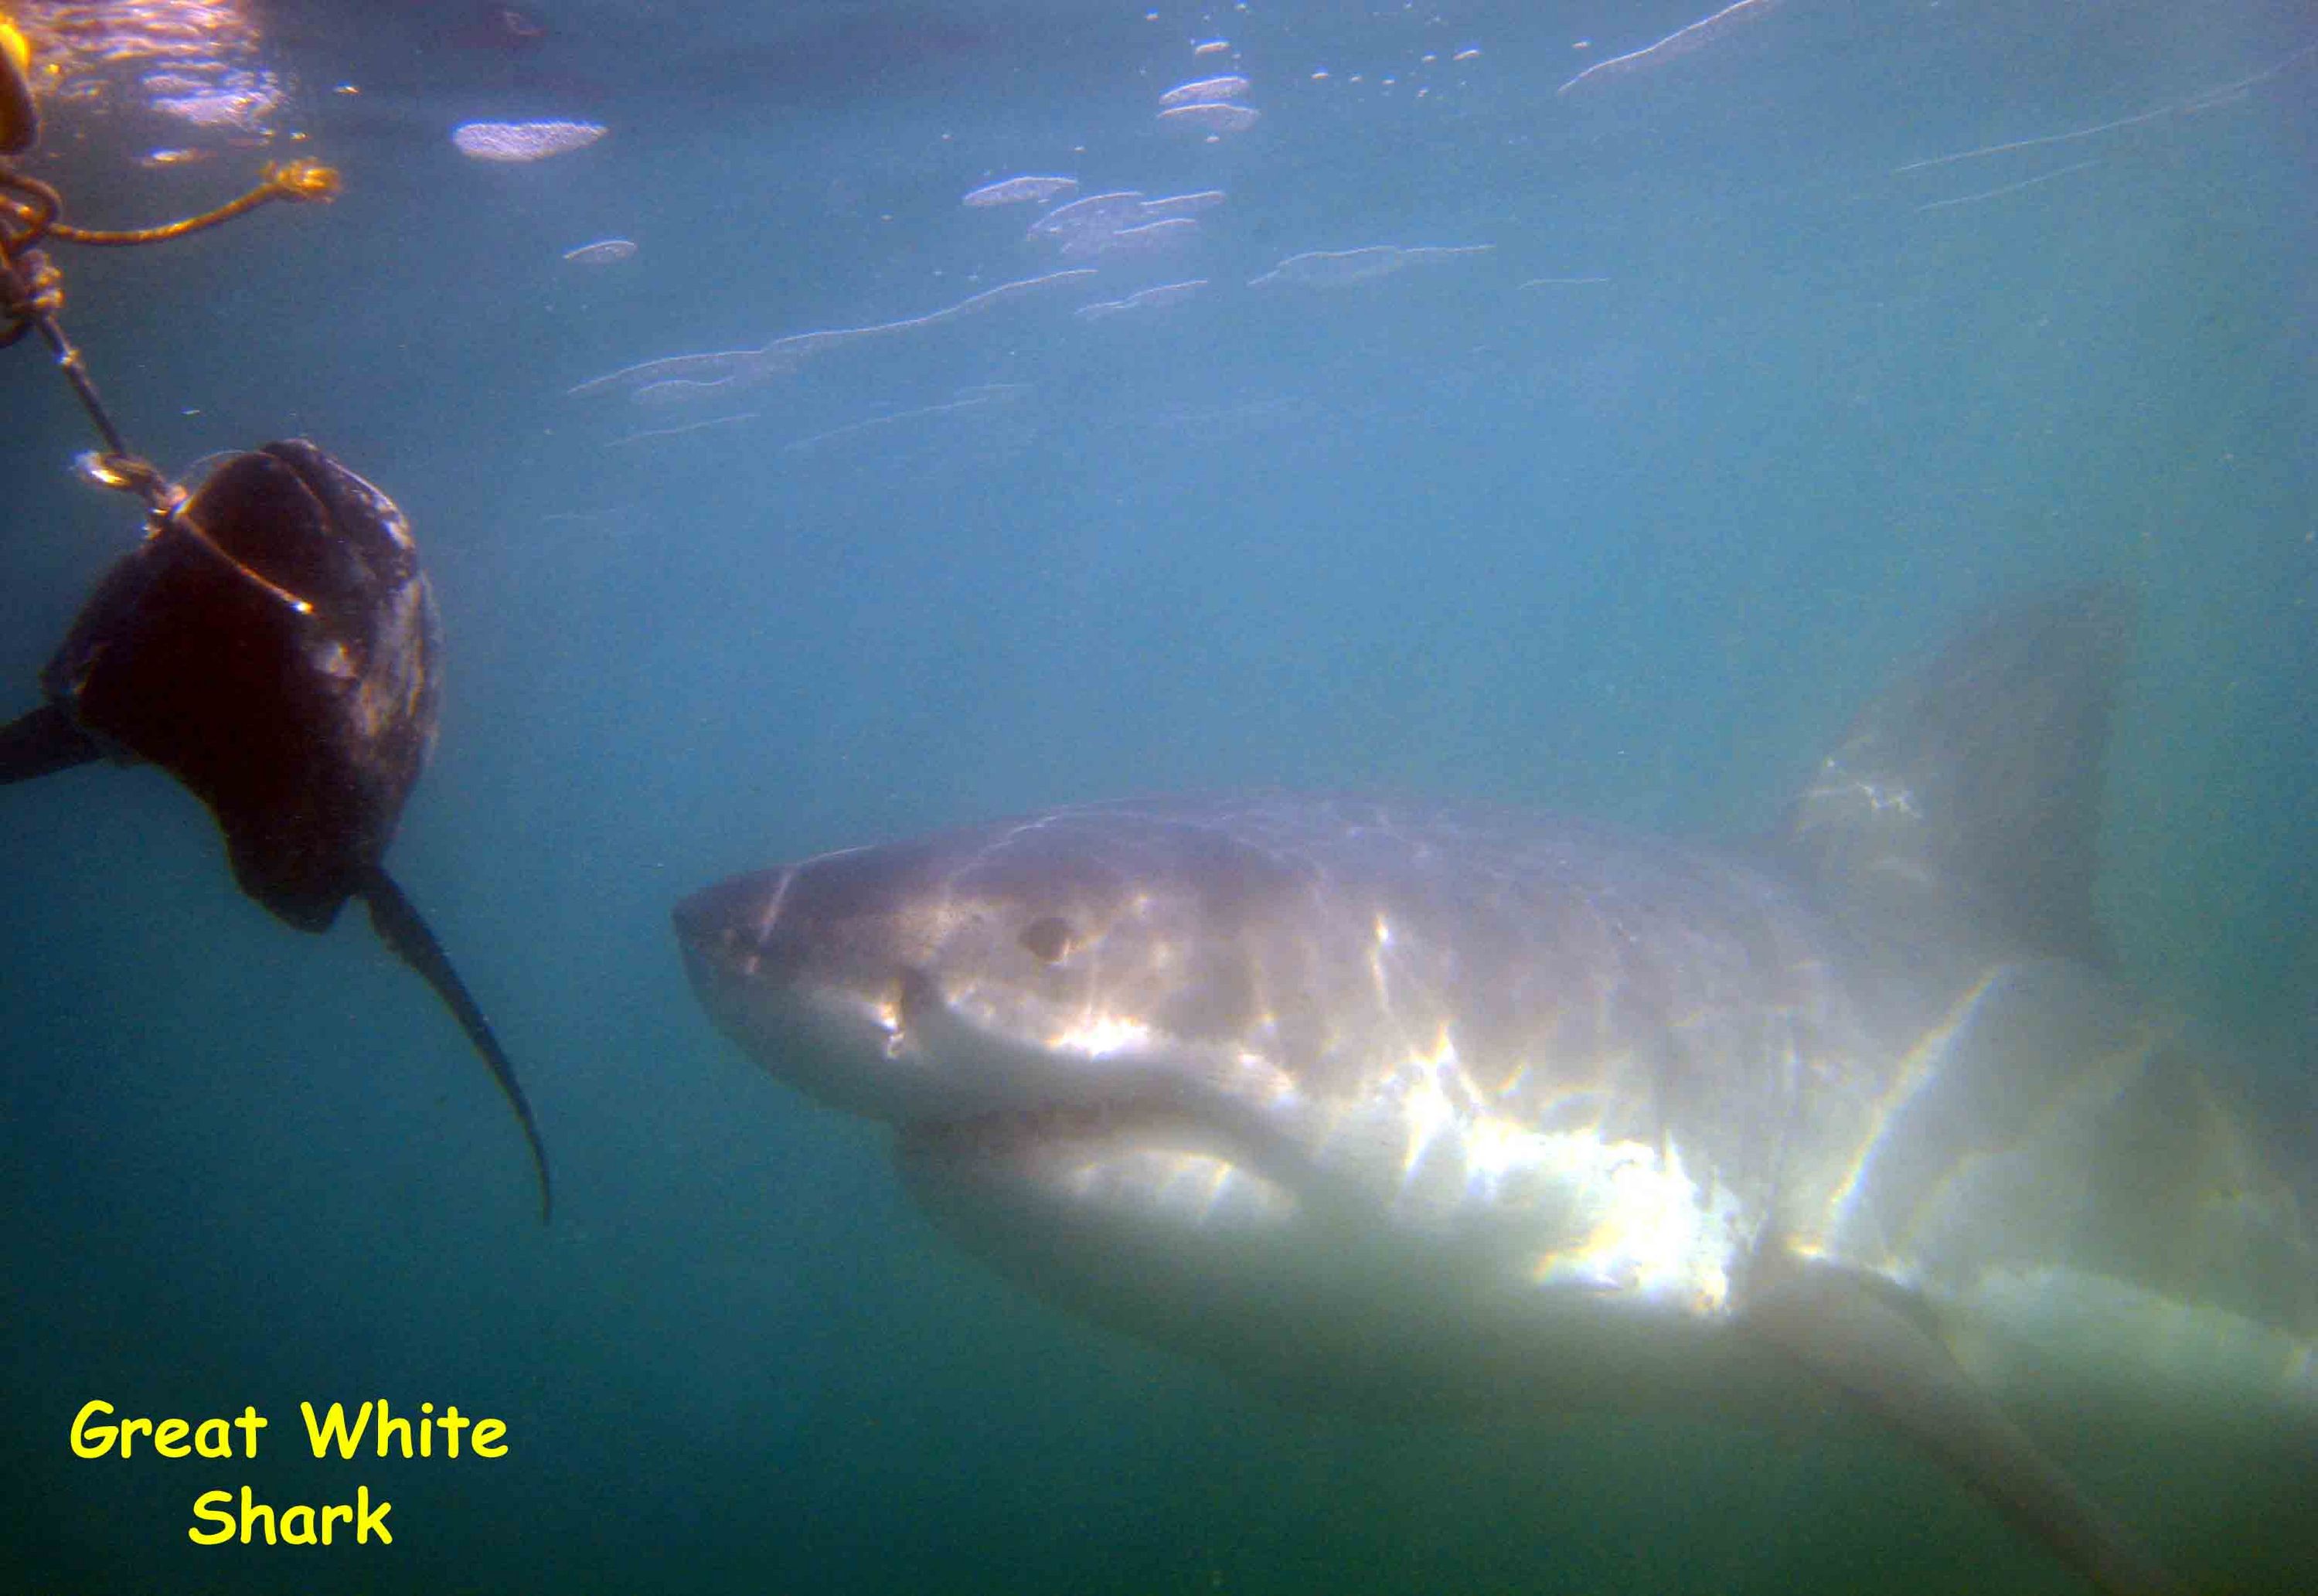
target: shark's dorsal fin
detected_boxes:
[1781,584,2135,965]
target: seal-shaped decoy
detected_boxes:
[0,439,550,1219]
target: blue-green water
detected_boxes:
[2,2,2311,1591]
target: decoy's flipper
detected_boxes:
[358,865,552,1223]
[0,703,101,784]
[1746,1257,2181,1596]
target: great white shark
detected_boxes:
[674,587,2314,1593]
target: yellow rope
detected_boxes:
[45,161,341,246]
[0,23,345,621]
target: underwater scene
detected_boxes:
[1,1,2312,1591]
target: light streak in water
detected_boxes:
[1137,190,1227,222]
[1893,39,2317,175]
[1074,280,1209,322]
[605,412,759,449]
[1914,158,2101,213]
[452,118,606,162]
[1057,216,1196,261]
[962,175,1078,208]
[1158,101,1260,136]
[1555,0,1778,97]
[1158,76,1250,107]
[567,272,1096,403]
[563,238,638,265]
[780,393,1013,458]
[1028,191,1146,241]
[1250,244,1492,290]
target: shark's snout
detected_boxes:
[672,867,793,975]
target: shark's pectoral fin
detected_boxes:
[1744,1257,2179,1596]
[357,865,553,1224]
[0,703,100,784]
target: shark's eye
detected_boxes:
[1018,916,1075,964]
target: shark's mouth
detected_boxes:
[890,1093,1317,1247]
[876,970,1247,1167]
[894,1097,1209,1166]
[885,1062,1350,1251]
[876,968,1338,1217]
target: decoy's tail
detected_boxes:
[358,864,553,1223]
[0,703,100,784]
